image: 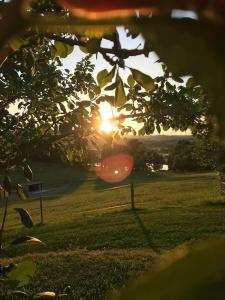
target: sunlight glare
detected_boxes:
[99,102,118,133]
[99,120,117,133]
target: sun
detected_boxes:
[99,120,117,133]
[98,102,118,133]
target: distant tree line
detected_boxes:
[168,139,225,172]
[101,138,165,173]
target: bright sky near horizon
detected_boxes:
[62,27,191,136]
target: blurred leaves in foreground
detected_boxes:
[109,238,225,300]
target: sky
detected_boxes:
[61,26,191,136]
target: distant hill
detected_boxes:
[126,135,194,150]
[88,134,194,153]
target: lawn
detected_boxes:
[1,161,225,299]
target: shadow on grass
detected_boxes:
[94,172,165,191]
[132,208,159,253]
[204,200,225,207]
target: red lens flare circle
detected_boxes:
[96,153,134,183]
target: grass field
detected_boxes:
[1,161,225,299]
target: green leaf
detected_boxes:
[115,77,126,107]
[97,69,108,88]
[79,46,89,54]
[39,124,50,135]
[138,127,146,136]
[104,81,119,91]
[92,85,101,95]
[8,37,26,51]
[54,41,73,58]
[7,261,36,287]
[80,100,91,107]
[131,68,155,91]
[97,67,116,88]
[156,123,161,133]
[186,77,195,89]
[16,184,28,201]
[59,103,67,114]
[127,74,135,88]
[24,165,33,182]
[105,96,115,106]
[14,208,34,228]
[86,38,101,53]
[124,103,133,111]
[3,175,12,195]
[33,292,56,299]
[55,95,67,103]
[105,66,116,82]
[11,236,44,246]
[173,76,184,83]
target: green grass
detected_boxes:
[1,161,225,299]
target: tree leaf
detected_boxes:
[24,165,33,182]
[127,74,135,87]
[8,37,26,52]
[105,66,116,82]
[54,41,73,58]
[110,239,225,300]
[173,76,184,83]
[33,291,56,299]
[3,175,12,195]
[138,127,146,136]
[104,81,119,91]
[186,77,195,89]
[16,184,28,201]
[92,85,101,95]
[97,69,108,87]
[115,77,126,107]
[130,68,155,91]
[79,46,89,54]
[105,96,115,106]
[97,67,116,88]
[14,208,34,228]
[7,261,36,287]
[59,103,67,114]
[86,38,101,53]
[11,236,44,246]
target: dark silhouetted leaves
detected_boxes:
[105,81,119,91]
[53,41,73,58]
[11,236,44,246]
[130,68,155,91]
[97,67,116,88]
[115,76,126,107]
[186,77,195,89]
[24,165,33,182]
[16,184,28,201]
[127,74,135,87]
[110,239,225,300]
[86,38,101,53]
[14,208,34,228]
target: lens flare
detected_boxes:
[96,153,134,183]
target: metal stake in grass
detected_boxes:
[40,182,44,225]
[130,182,135,210]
